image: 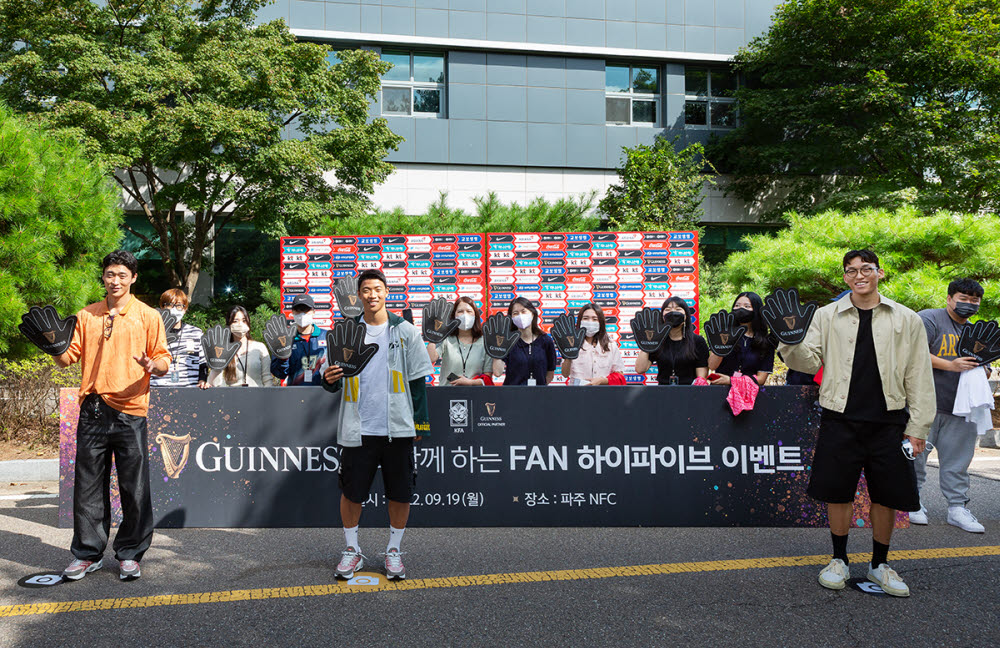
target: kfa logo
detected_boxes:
[449,400,468,427]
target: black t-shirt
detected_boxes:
[715,335,775,377]
[649,336,710,385]
[824,308,909,424]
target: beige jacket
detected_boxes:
[778,294,935,439]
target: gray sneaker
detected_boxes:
[63,558,103,581]
[119,560,141,581]
[335,547,364,579]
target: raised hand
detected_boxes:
[482,313,520,359]
[263,313,297,360]
[958,320,1000,365]
[333,275,363,318]
[703,310,747,357]
[422,297,460,344]
[629,307,670,354]
[157,308,179,345]
[551,312,586,360]
[762,287,818,345]
[325,319,379,377]
[201,325,241,371]
[18,305,77,356]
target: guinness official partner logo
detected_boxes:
[485,402,496,416]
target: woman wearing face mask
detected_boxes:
[426,297,493,385]
[634,297,709,385]
[708,291,775,386]
[206,306,274,388]
[560,303,625,385]
[151,288,208,388]
[494,297,557,386]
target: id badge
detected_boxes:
[170,363,180,384]
[668,375,679,386]
[527,378,537,386]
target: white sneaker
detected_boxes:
[818,558,850,590]
[947,507,985,533]
[867,563,910,597]
[909,506,928,525]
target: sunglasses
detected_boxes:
[104,314,115,340]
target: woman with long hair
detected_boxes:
[560,303,624,385]
[426,297,493,385]
[205,306,274,387]
[494,297,556,386]
[707,291,775,386]
[634,297,709,384]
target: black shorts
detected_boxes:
[339,436,416,504]
[807,417,920,512]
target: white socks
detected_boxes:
[344,526,359,552]
[387,526,405,552]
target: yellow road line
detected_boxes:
[2,545,997,619]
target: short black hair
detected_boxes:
[843,249,879,271]
[948,278,984,298]
[102,250,138,276]
[356,269,387,289]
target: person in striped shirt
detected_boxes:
[150,289,207,389]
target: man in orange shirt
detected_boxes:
[22,250,171,582]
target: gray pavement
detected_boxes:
[1,463,998,648]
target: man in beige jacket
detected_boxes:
[772,249,935,597]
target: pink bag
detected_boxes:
[726,371,760,416]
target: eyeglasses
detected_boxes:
[104,314,115,340]
[844,265,878,278]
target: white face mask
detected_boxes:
[230,322,249,336]
[581,321,600,337]
[293,312,313,328]
[169,308,185,322]
[457,313,475,330]
[513,313,533,330]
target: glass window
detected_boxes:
[710,69,737,98]
[684,101,707,126]
[685,68,707,95]
[606,97,630,124]
[381,50,411,82]
[605,65,630,93]
[606,63,660,127]
[685,66,738,129]
[383,87,412,114]
[379,50,446,118]
[632,100,657,124]
[414,89,441,113]
[710,102,737,127]
[413,53,444,84]
[632,68,658,94]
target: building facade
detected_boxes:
[257,0,783,225]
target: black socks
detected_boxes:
[871,540,890,570]
[831,532,849,564]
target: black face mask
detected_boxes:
[732,308,754,324]
[663,311,686,327]
[954,302,979,318]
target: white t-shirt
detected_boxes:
[359,321,390,436]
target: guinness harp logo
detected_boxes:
[348,295,358,305]
[496,335,505,346]
[343,348,354,361]
[434,320,442,331]
[645,331,654,341]
[214,346,224,358]
[973,341,986,354]
[155,433,192,479]
[485,402,496,416]
[720,333,730,344]
[278,335,287,347]
[43,331,56,343]
[567,336,575,347]
[783,316,797,329]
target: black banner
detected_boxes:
[59,386,828,528]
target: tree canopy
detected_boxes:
[708,0,1000,219]
[0,0,402,296]
[0,103,123,358]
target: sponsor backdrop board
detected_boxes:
[58,387,907,529]
[485,231,699,383]
[280,234,487,384]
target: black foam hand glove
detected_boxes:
[958,320,1000,365]
[333,275,363,318]
[629,307,669,354]
[482,313,520,359]
[18,305,77,356]
[762,287,818,346]
[202,325,241,371]
[551,312,586,360]
[703,310,747,357]
[422,297,460,344]
[325,319,379,377]
[263,313,297,360]
[157,309,179,345]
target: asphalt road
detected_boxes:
[1,460,999,648]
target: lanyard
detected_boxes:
[457,339,473,376]
[236,348,249,386]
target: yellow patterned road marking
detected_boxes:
[2,545,997,618]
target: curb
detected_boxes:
[0,459,58,482]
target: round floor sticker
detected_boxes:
[18,573,65,588]
[345,572,386,587]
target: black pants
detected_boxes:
[71,394,154,562]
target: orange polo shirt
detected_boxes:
[61,296,172,417]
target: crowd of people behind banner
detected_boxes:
[16,247,998,597]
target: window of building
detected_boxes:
[380,50,445,118]
[605,64,659,126]
[684,67,738,129]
